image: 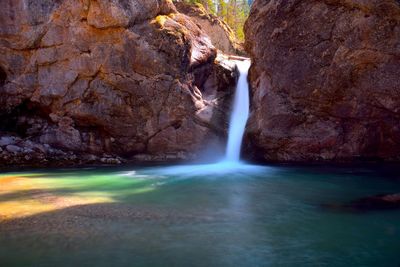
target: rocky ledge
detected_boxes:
[0,134,125,169]
[244,0,400,162]
[0,0,239,168]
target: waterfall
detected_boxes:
[141,59,254,175]
[225,59,251,162]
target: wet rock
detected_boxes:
[100,157,122,165]
[82,154,98,162]
[22,148,34,154]
[132,151,192,162]
[245,0,400,162]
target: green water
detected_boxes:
[0,164,399,267]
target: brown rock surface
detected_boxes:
[245,0,400,162]
[175,2,243,55]
[0,0,238,166]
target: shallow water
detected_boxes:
[0,163,399,267]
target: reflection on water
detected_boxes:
[138,161,270,178]
[0,164,399,267]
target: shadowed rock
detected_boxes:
[244,0,400,162]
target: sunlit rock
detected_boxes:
[0,0,238,167]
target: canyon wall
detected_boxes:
[0,0,238,166]
[245,0,400,162]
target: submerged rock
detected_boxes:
[323,193,400,212]
[0,0,238,167]
[245,0,400,162]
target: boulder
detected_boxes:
[6,145,22,154]
[244,0,400,162]
[0,136,17,147]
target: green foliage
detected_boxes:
[217,0,227,18]
[178,0,251,42]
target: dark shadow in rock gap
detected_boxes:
[0,67,6,87]
[0,100,50,137]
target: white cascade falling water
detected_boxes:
[134,59,263,177]
[225,59,251,162]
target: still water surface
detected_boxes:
[0,163,399,267]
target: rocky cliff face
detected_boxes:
[175,2,243,55]
[0,0,237,167]
[245,0,400,162]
